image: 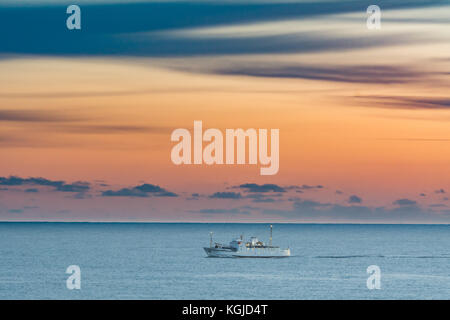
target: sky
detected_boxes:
[0,0,449,222]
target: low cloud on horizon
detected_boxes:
[1,175,449,223]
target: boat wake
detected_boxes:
[315,254,450,259]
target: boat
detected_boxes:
[203,225,290,258]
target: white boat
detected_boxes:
[203,225,290,258]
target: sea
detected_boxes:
[0,222,449,299]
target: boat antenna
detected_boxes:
[209,232,213,248]
[269,224,273,246]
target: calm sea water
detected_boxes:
[0,223,449,299]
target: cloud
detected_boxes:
[393,198,417,206]
[186,193,202,200]
[210,192,242,199]
[0,89,183,99]
[0,110,84,122]
[435,189,446,194]
[101,183,178,198]
[348,195,362,204]
[204,182,327,203]
[72,192,91,199]
[238,183,286,193]
[287,184,324,192]
[298,184,324,190]
[252,198,276,203]
[248,192,284,202]
[263,198,450,222]
[429,203,447,208]
[0,176,91,193]
[8,209,23,214]
[213,64,432,84]
[246,193,278,203]
[219,184,288,201]
[50,124,171,135]
[0,176,62,187]
[157,191,179,197]
[355,96,450,110]
[293,199,331,210]
[101,189,148,197]
[0,111,170,135]
[230,184,324,197]
[56,182,90,193]
[194,208,250,215]
[0,1,443,57]
[134,184,165,193]
[24,188,39,193]
[5,205,40,214]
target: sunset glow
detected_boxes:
[1,1,449,222]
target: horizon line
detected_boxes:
[0,220,449,226]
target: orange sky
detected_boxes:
[0,2,449,222]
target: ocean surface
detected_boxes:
[0,223,449,299]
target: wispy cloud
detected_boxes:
[0,110,85,122]
[0,1,446,57]
[356,96,450,110]
[50,124,171,135]
[210,64,434,84]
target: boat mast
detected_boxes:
[269,224,273,246]
[210,232,213,248]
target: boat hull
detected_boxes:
[204,247,290,258]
